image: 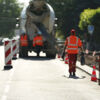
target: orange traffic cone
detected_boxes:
[65,54,69,64]
[91,65,97,82]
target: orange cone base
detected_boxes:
[58,55,60,58]
[91,77,97,82]
[65,61,68,64]
[4,65,13,70]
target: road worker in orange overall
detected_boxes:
[33,31,43,57]
[20,33,28,47]
[64,29,83,77]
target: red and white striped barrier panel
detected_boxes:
[4,40,12,69]
[12,39,19,59]
[65,54,69,64]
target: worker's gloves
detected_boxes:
[85,49,89,54]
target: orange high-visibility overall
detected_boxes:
[33,35,43,47]
[33,35,43,56]
[20,34,28,47]
[65,35,82,73]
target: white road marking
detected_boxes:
[1,66,15,100]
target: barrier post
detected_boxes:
[98,56,100,85]
[4,40,12,70]
[17,39,19,54]
[96,55,100,85]
[12,39,17,60]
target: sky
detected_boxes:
[18,0,30,5]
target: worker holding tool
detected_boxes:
[64,29,83,77]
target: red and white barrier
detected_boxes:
[4,40,12,69]
[65,54,69,64]
[12,39,18,59]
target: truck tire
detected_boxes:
[46,53,56,59]
[19,47,28,58]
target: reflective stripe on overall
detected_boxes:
[33,36,43,46]
[67,37,79,54]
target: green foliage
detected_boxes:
[55,30,64,39]
[48,0,100,39]
[0,0,21,38]
[79,8,100,43]
[79,9,96,30]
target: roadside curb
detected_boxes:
[77,66,91,76]
[76,61,99,79]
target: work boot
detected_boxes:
[73,72,76,77]
[69,72,72,77]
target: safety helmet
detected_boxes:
[71,29,75,35]
[38,31,42,35]
[21,31,26,35]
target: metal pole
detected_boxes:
[98,55,100,85]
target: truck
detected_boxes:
[19,0,57,58]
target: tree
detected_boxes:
[0,0,21,38]
[48,0,100,39]
[79,8,100,44]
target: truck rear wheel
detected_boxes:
[46,53,56,58]
[19,47,28,58]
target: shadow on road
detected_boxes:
[63,75,86,79]
[19,56,55,61]
[2,67,13,71]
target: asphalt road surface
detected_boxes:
[0,46,100,100]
